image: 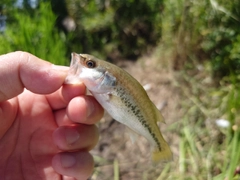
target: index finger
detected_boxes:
[46,83,86,110]
[0,51,68,102]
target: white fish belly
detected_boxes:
[93,93,157,146]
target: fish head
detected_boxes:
[65,53,117,93]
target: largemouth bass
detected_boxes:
[65,53,172,162]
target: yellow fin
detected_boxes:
[152,102,165,123]
[151,143,172,163]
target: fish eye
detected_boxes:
[86,60,96,68]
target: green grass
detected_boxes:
[150,0,240,177]
[114,159,120,180]
[166,70,240,179]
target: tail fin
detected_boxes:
[151,143,172,163]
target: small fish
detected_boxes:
[65,53,172,162]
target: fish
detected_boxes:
[65,52,172,162]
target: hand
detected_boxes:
[0,51,104,180]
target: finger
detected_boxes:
[46,83,86,110]
[0,51,68,102]
[53,124,99,151]
[52,152,94,180]
[54,109,73,126]
[67,96,104,125]
[62,176,76,180]
[0,99,18,139]
[54,95,104,126]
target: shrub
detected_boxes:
[62,0,163,58]
[0,2,67,65]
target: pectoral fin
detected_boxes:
[101,71,117,87]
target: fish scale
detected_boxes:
[113,84,162,151]
[65,52,172,162]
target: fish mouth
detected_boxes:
[65,52,83,84]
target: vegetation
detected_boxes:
[0,0,239,179]
[57,0,163,58]
[156,0,240,179]
[0,1,67,64]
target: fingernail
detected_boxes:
[65,128,80,144]
[61,154,76,168]
[87,99,95,117]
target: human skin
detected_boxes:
[0,51,104,180]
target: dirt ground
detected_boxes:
[90,54,181,180]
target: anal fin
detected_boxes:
[126,127,139,144]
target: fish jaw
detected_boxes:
[65,53,83,84]
[65,53,115,93]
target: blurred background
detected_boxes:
[0,0,240,179]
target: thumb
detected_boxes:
[0,51,68,102]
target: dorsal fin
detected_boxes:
[152,102,165,123]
